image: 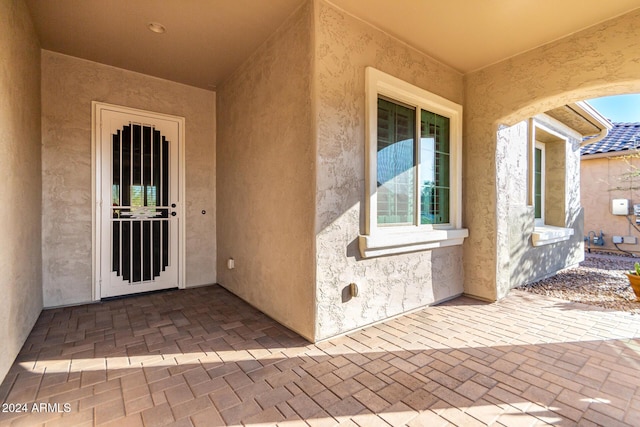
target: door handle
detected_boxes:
[171,212,177,216]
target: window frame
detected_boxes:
[534,141,545,226]
[528,118,574,247]
[359,67,467,258]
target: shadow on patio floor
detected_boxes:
[1,286,639,426]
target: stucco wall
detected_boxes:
[0,0,42,382]
[41,51,216,307]
[313,1,465,340]
[216,3,315,340]
[582,154,640,254]
[504,117,584,293]
[464,9,640,300]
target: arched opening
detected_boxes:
[462,8,640,301]
[491,86,640,300]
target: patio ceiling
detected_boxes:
[25,0,640,90]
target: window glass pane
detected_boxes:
[420,110,450,224]
[434,187,450,224]
[435,113,449,154]
[534,147,542,219]
[377,98,415,225]
[146,186,157,207]
[131,185,144,208]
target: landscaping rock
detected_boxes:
[518,253,640,314]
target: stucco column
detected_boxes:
[461,115,504,301]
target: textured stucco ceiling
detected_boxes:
[25,0,640,90]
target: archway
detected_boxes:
[462,9,640,301]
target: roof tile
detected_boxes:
[581,123,640,155]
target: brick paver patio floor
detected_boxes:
[1,285,639,426]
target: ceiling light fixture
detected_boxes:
[147,22,166,34]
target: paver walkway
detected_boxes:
[1,285,639,426]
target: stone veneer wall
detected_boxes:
[464,9,640,300]
[0,0,43,382]
[41,51,216,307]
[313,1,465,340]
[216,3,316,340]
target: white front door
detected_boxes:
[94,103,184,298]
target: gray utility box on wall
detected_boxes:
[612,199,630,215]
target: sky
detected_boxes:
[587,94,640,123]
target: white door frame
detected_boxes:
[91,101,186,300]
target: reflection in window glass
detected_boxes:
[420,110,450,224]
[112,185,120,206]
[129,185,157,208]
[376,97,452,227]
[377,98,415,225]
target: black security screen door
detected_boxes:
[111,124,171,283]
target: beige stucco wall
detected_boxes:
[41,51,216,307]
[216,3,316,340]
[505,116,584,290]
[464,9,640,300]
[582,154,640,254]
[0,0,43,382]
[313,1,465,340]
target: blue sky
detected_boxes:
[587,94,640,123]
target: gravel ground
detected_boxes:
[518,252,640,314]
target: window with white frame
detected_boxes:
[359,68,468,258]
[529,119,574,247]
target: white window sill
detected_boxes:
[359,228,469,258]
[531,225,574,247]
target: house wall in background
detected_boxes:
[582,154,640,254]
[41,51,216,307]
[0,0,43,383]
